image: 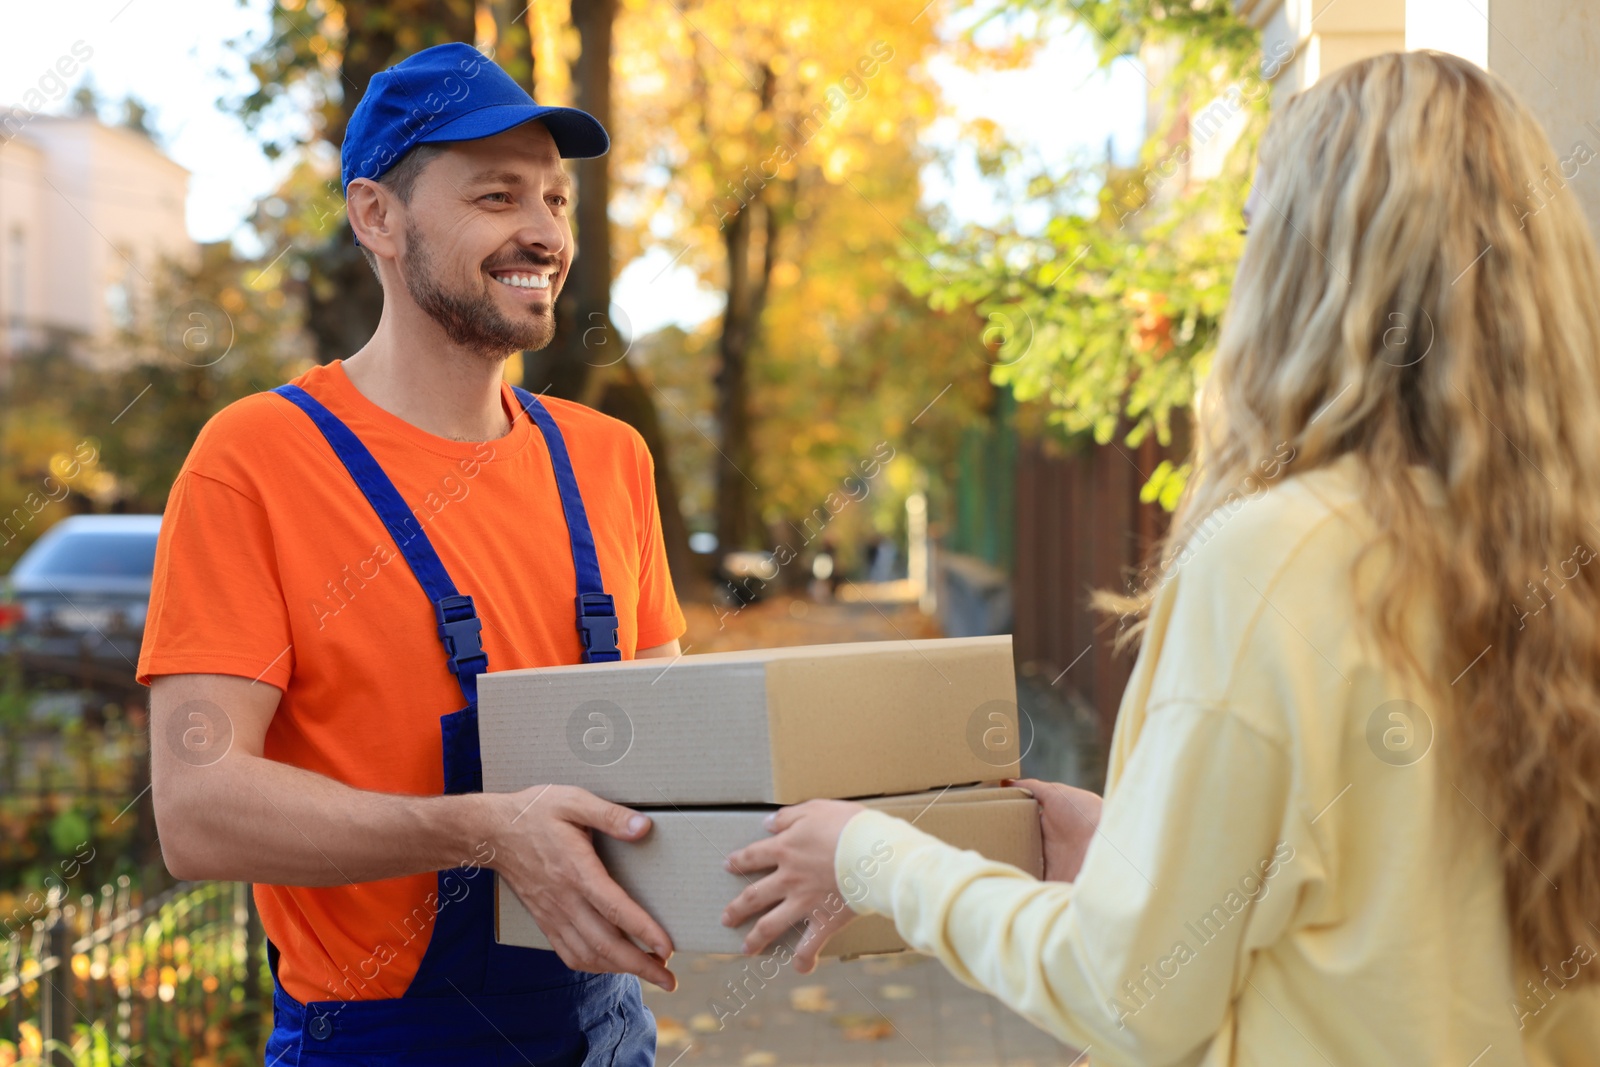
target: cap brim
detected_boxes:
[415,103,609,158]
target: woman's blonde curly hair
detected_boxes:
[1103,50,1600,979]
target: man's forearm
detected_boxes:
[157,749,505,886]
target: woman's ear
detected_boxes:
[346,178,400,262]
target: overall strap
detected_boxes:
[273,383,488,704]
[510,386,621,663]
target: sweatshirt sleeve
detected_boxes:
[834,703,1300,1066]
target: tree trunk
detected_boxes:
[714,205,758,552]
[305,0,478,362]
[524,0,703,598]
[486,0,535,93]
[712,63,779,553]
[524,0,615,402]
[305,228,386,363]
[599,363,709,600]
[333,0,478,144]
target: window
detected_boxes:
[6,227,22,325]
[106,247,136,330]
[14,531,160,580]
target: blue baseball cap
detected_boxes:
[341,42,608,191]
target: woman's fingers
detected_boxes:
[1010,778,1103,824]
[725,835,780,876]
[722,871,787,929]
[742,898,810,956]
[723,801,864,961]
[1047,784,1104,826]
[793,908,851,974]
[764,800,812,834]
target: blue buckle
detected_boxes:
[576,591,620,662]
[434,594,488,678]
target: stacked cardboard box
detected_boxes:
[478,635,1042,957]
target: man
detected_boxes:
[137,43,681,1064]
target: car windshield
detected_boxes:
[14,531,159,580]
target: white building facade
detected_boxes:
[0,116,194,369]
[1236,0,1600,231]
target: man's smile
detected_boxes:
[488,267,555,293]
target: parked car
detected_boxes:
[0,514,160,674]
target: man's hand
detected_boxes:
[720,799,865,974]
[1006,778,1103,882]
[149,676,676,989]
[484,785,677,991]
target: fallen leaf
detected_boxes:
[741,1053,778,1067]
[689,1012,721,1033]
[880,983,916,1000]
[789,984,837,1013]
[861,954,913,975]
[839,1015,895,1041]
[655,1017,690,1048]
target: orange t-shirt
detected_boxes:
[135,360,686,1005]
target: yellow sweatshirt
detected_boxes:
[835,453,1600,1066]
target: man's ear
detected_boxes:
[347,178,401,263]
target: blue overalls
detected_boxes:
[261,382,657,1066]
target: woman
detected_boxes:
[722,51,1600,1064]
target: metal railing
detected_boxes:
[1,878,265,1065]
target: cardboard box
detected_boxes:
[478,635,1020,805]
[494,786,1043,957]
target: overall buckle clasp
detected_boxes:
[434,594,488,678]
[576,591,620,662]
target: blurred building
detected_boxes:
[0,115,194,370]
[1239,0,1600,230]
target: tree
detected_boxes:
[70,80,99,117]
[525,0,615,405]
[0,242,304,569]
[532,0,708,596]
[482,0,536,92]
[234,1,479,361]
[904,1,1274,506]
[235,2,704,594]
[121,95,155,139]
[610,0,994,554]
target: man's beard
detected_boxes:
[401,222,557,359]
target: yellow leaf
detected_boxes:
[655,1017,690,1047]
[789,984,836,1012]
[836,1014,895,1040]
[17,1023,40,1060]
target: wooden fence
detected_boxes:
[1011,430,1183,751]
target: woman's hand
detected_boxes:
[1006,778,1103,882]
[720,799,866,973]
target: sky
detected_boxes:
[0,0,1146,336]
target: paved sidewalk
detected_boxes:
[642,951,1085,1066]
